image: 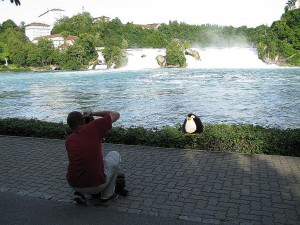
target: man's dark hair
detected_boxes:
[67,111,84,130]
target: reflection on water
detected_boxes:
[0,68,299,129]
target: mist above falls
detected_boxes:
[96,47,276,70]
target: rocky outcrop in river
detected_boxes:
[156,55,166,68]
[185,49,201,60]
[155,49,201,68]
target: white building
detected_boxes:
[25,8,66,41]
[37,8,66,27]
[25,22,51,41]
[32,34,78,49]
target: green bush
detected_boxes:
[102,46,127,69]
[165,39,187,68]
[0,118,299,156]
[104,125,186,148]
[0,118,70,139]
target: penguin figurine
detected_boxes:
[183,113,203,135]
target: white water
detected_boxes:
[108,47,275,69]
[186,47,274,68]
[124,48,165,69]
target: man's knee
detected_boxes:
[105,151,121,170]
[107,151,121,164]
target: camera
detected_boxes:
[84,115,94,124]
[83,111,95,124]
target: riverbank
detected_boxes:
[0,118,299,157]
[0,66,31,72]
[0,65,52,73]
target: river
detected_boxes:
[0,67,299,129]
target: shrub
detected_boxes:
[0,118,299,156]
[165,39,187,67]
[0,118,70,139]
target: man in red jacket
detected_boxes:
[66,110,121,204]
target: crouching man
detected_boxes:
[65,110,121,204]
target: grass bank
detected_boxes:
[0,118,299,157]
[0,65,53,73]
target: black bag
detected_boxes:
[115,173,129,196]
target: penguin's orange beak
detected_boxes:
[187,117,192,120]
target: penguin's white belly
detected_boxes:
[185,120,197,133]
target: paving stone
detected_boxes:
[214,211,227,220]
[202,218,221,224]
[239,204,251,214]
[170,205,182,215]
[208,197,219,206]
[226,208,239,218]
[178,215,203,222]
[0,135,299,225]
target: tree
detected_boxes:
[52,12,93,36]
[49,48,65,66]
[258,8,300,66]
[26,42,39,66]
[36,38,55,65]
[0,22,29,66]
[8,37,28,66]
[285,0,297,11]
[1,19,17,30]
[102,46,126,68]
[65,43,86,69]
[76,33,98,63]
[165,39,186,67]
[101,18,124,48]
[0,42,9,66]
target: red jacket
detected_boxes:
[65,115,112,188]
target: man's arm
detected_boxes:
[85,110,120,123]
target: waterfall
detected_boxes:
[186,47,274,68]
[95,47,275,70]
[124,48,165,69]
[90,49,107,70]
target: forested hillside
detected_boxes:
[258,8,300,66]
[0,8,299,70]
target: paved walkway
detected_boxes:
[0,135,299,225]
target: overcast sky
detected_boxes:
[0,0,293,27]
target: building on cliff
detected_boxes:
[25,22,51,41]
[25,8,66,41]
[32,34,78,49]
[38,8,65,26]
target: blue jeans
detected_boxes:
[72,151,121,199]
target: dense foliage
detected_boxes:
[0,6,299,70]
[0,118,299,157]
[0,16,98,70]
[257,8,300,66]
[165,39,187,67]
[0,118,70,139]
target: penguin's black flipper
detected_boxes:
[194,116,204,134]
[182,118,188,133]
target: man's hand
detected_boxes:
[89,110,120,123]
[83,111,92,118]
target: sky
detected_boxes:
[0,0,294,28]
